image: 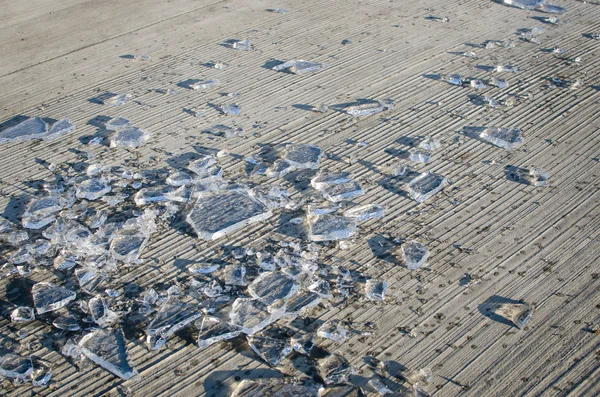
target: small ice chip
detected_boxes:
[401,240,429,270]
[103,93,131,106]
[190,79,220,90]
[480,127,524,150]
[405,172,447,203]
[317,320,349,342]
[365,279,388,301]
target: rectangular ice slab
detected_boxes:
[405,172,447,203]
[308,214,356,241]
[187,189,273,240]
[272,60,326,74]
[344,100,394,117]
[480,127,524,150]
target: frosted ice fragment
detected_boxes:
[401,240,429,270]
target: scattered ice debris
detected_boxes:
[502,0,565,13]
[405,172,448,203]
[365,279,388,301]
[32,282,77,314]
[344,204,385,222]
[369,378,394,395]
[110,126,151,148]
[11,306,35,323]
[146,299,202,349]
[232,39,252,51]
[247,335,292,366]
[317,319,349,342]
[493,302,533,329]
[79,328,138,379]
[344,99,394,117]
[190,79,220,90]
[272,60,326,74]
[319,353,353,384]
[480,127,524,150]
[308,214,356,242]
[103,93,131,106]
[401,240,430,270]
[218,103,241,115]
[187,189,273,240]
[530,168,549,186]
[105,116,131,131]
[0,117,75,143]
[231,378,322,396]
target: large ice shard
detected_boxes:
[308,214,356,242]
[79,328,138,380]
[480,127,524,150]
[146,299,202,350]
[405,172,447,203]
[32,282,76,314]
[0,117,48,143]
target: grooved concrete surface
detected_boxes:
[1,0,599,396]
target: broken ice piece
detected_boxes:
[79,328,138,380]
[166,170,192,186]
[388,161,407,177]
[410,150,431,164]
[189,262,220,275]
[248,271,298,305]
[284,143,323,169]
[89,297,118,327]
[308,214,356,242]
[470,79,485,89]
[110,216,156,263]
[401,240,429,270]
[317,320,349,342]
[321,182,364,202]
[76,177,111,201]
[110,127,150,148]
[0,354,33,380]
[266,159,294,178]
[247,335,293,366]
[368,378,393,395]
[267,8,288,13]
[319,354,353,385]
[229,298,278,335]
[105,116,131,131]
[76,267,106,294]
[30,363,52,386]
[197,316,242,348]
[103,93,131,106]
[53,315,81,331]
[490,78,509,88]
[32,282,76,314]
[406,367,433,385]
[365,279,388,301]
[272,60,326,74]
[405,172,447,203]
[21,196,62,229]
[218,103,241,115]
[232,39,252,51]
[291,332,314,355]
[444,74,462,86]
[190,79,220,90]
[206,124,244,138]
[529,168,549,186]
[343,204,385,222]
[480,127,524,150]
[11,306,35,323]
[46,119,76,140]
[496,65,519,73]
[311,171,352,189]
[187,189,273,240]
[146,300,202,349]
[494,302,533,329]
[345,99,394,117]
[222,264,246,286]
[414,383,431,397]
[0,117,48,144]
[231,379,322,397]
[316,103,328,113]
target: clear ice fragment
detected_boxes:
[470,79,485,89]
[206,124,244,138]
[321,182,364,202]
[291,331,314,355]
[266,159,295,178]
[110,127,150,148]
[369,378,393,395]
[267,8,288,13]
[0,354,33,379]
[189,262,220,275]
[405,172,447,203]
[11,306,35,323]
[284,143,323,169]
[30,363,52,386]
[365,279,388,301]
[197,316,242,348]
[345,100,394,117]
[308,214,356,242]
[229,298,279,335]
[218,104,241,115]
[53,315,81,331]
[76,178,111,200]
[103,93,130,106]
[496,65,519,73]
[232,39,252,51]
[187,189,273,240]
[21,196,62,229]
[146,300,202,349]
[0,117,48,144]
[319,354,353,385]
[317,320,349,342]
[231,379,322,397]
[401,240,429,270]
[480,127,524,150]
[529,168,549,186]
[46,119,76,140]
[32,282,76,314]
[445,74,462,86]
[247,335,293,366]
[105,117,131,131]
[79,328,138,380]
[310,171,352,189]
[490,78,509,88]
[272,60,326,74]
[248,271,298,305]
[343,204,385,222]
[190,79,220,90]
[410,150,431,164]
[89,296,118,327]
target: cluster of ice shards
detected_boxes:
[0,117,75,144]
